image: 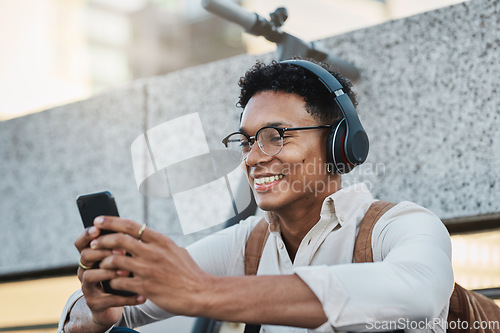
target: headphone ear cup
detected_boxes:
[328,119,354,174]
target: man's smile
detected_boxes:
[254,174,284,185]
[252,174,285,192]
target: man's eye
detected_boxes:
[240,141,250,147]
[278,136,292,143]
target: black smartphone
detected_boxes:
[76,191,136,297]
[77,191,119,234]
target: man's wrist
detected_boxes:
[192,275,251,322]
[190,273,220,318]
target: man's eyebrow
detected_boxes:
[239,121,292,133]
[267,122,292,127]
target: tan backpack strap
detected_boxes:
[353,201,396,263]
[447,282,500,333]
[245,218,270,276]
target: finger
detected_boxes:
[81,269,146,311]
[83,279,146,312]
[89,232,144,257]
[82,269,137,298]
[94,216,142,238]
[81,268,118,298]
[99,253,146,276]
[116,269,132,277]
[86,293,146,313]
[81,248,113,267]
[77,248,115,281]
[112,249,126,255]
[110,250,131,277]
[77,267,85,282]
[75,226,101,253]
[82,268,120,288]
[79,267,130,281]
[108,276,145,297]
[94,216,158,244]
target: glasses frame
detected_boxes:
[222,125,332,158]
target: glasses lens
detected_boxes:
[225,133,250,160]
[257,127,282,156]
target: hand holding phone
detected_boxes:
[76,191,137,297]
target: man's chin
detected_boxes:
[255,197,284,212]
[256,203,273,212]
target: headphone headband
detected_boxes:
[280,59,369,171]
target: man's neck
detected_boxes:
[273,188,338,262]
[278,208,321,262]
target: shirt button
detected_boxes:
[339,215,344,222]
[279,241,284,249]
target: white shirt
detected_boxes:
[59,183,454,333]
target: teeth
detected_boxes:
[255,174,283,185]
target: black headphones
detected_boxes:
[280,59,369,174]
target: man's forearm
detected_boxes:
[200,273,328,328]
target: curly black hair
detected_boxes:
[237,59,357,125]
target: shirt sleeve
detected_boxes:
[56,285,172,331]
[58,289,84,333]
[294,202,454,332]
[187,215,261,276]
[115,300,173,328]
[114,215,262,328]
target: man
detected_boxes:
[59,60,454,332]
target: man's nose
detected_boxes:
[244,141,272,166]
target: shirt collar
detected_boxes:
[324,182,373,226]
[264,182,374,231]
[265,211,280,233]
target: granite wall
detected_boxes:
[0,0,498,275]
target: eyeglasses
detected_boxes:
[222,125,332,160]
